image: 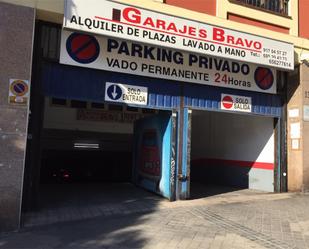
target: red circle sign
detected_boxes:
[222,95,233,109]
[66,33,100,64]
[254,67,274,90]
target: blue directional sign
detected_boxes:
[105,82,148,105]
[107,84,122,100]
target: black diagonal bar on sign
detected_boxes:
[72,36,94,56]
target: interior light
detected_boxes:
[73,143,100,149]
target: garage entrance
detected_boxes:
[40,99,135,186]
[21,20,181,217]
[189,110,276,198]
[43,98,174,190]
[22,95,176,226]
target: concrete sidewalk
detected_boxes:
[1,187,309,248]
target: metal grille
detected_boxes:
[234,0,289,15]
[39,22,61,61]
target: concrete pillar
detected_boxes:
[287,66,303,191]
[301,64,309,191]
[286,64,309,192]
[0,2,35,232]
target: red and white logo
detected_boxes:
[221,94,252,113]
[221,95,233,109]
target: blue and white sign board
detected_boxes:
[105,82,148,106]
[60,30,277,94]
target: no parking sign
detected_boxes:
[9,79,30,105]
[66,32,100,64]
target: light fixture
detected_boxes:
[73,143,100,149]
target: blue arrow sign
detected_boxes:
[107,84,122,100]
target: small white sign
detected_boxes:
[288,108,299,118]
[304,105,309,121]
[221,94,252,113]
[105,82,148,106]
[292,139,300,150]
[290,122,301,139]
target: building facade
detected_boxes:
[0,0,309,233]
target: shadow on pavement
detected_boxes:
[0,183,165,248]
[1,212,153,249]
[189,182,245,200]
